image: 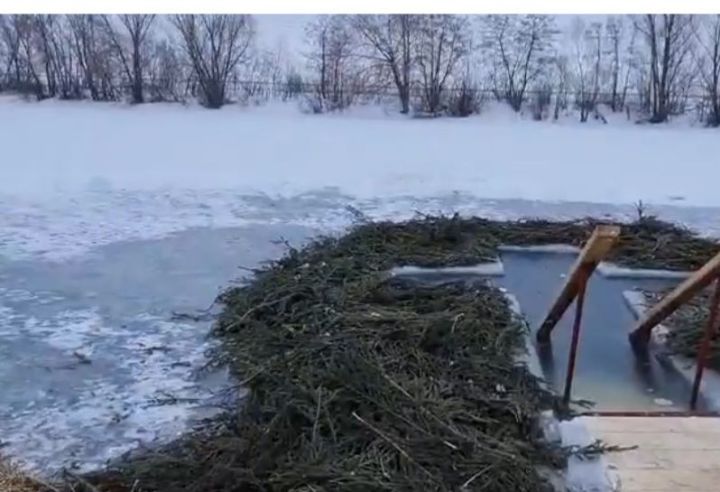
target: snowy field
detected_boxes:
[2,98,720,472]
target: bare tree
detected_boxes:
[352,15,418,113]
[52,16,83,99]
[173,15,254,108]
[15,16,44,98]
[31,16,82,99]
[618,21,639,113]
[305,15,363,112]
[571,18,604,122]
[447,58,482,117]
[605,16,625,111]
[305,17,330,104]
[237,48,284,102]
[481,15,557,112]
[553,55,570,120]
[146,38,184,102]
[0,11,711,124]
[68,15,117,101]
[68,15,97,99]
[30,15,83,99]
[283,68,303,100]
[635,14,695,122]
[0,15,44,96]
[34,15,60,97]
[0,15,22,90]
[102,14,155,103]
[1,15,87,100]
[695,15,720,126]
[415,15,470,114]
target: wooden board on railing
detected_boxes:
[629,250,720,347]
[536,225,620,343]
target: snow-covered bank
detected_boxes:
[1,99,716,204]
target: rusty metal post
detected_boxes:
[562,271,589,406]
[690,276,720,410]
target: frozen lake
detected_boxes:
[0,223,314,472]
[2,193,720,472]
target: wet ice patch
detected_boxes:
[0,290,226,473]
[25,309,116,353]
[3,189,720,262]
[0,287,42,302]
[0,190,267,261]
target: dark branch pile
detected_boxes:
[486,216,717,271]
[606,218,718,271]
[56,215,717,491]
[625,217,720,369]
[644,289,720,371]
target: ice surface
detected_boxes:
[0,225,310,473]
[2,99,720,262]
[0,289,220,472]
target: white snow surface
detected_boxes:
[2,98,719,260]
[2,99,714,203]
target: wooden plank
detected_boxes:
[629,250,720,347]
[536,225,620,343]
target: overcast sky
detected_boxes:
[255,15,312,60]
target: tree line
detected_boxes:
[2,14,720,125]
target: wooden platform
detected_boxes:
[583,416,720,491]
